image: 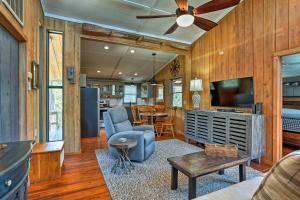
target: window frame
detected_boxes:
[46,30,64,142]
[3,0,24,26]
[170,78,183,108]
[123,84,137,104]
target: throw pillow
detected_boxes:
[251,151,300,200]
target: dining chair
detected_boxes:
[154,104,166,123]
[160,107,176,137]
[131,106,142,126]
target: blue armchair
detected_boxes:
[103,107,155,162]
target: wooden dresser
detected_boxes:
[30,141,64,183]
[0,141,33,200]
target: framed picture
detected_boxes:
[32,61,39,89]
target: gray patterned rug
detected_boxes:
[95,139,263,200]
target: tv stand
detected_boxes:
[185,110,265,162]
[217,108,236,112]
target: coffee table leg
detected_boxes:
[171,166,178,190]
[218,169,224,175]
[239,163,246,182]
[188,177,196,200]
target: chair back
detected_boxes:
[168,107,176,124]
[154,104,165,112]
[104,107,133,140]
[131,105,139,122]
[138,105,153,113]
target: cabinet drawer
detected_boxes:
[0,159,29,198]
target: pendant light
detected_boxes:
[150,53,157,85]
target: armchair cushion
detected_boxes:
[114,120,133,133]
[133,125,154,132]
[108,107,129,123]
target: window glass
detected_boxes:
[171,79,182,107]
[124,85,137,103]
[48,33,63,86]
[3,0,24,25]
[156,85,164,102]
[48,89,63,141]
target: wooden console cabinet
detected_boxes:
[185,110,265,162]
[30,141,64,183]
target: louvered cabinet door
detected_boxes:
[195,112,209,143]
[228,117,249,155]
[211,115,227,144]
[185,110,197,138]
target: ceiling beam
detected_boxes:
[81,23,190,55]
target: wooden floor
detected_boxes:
[28,129,279,199]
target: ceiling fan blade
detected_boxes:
[175,0,188,11]
[193,0,241,15]
[194,16,218,31]
[136,14,176,19]
[164,23,179,35]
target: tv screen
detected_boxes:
[210,77,254,108]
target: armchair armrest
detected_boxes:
[133,125,154,132]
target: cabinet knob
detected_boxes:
[5,179,12,187]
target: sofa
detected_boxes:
[104,107,155,162]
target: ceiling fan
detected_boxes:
[136,0,241,35]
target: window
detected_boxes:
[47,31,64,142]
[3,0,24,25]
[171,78,182,107]
[124,85,137,104]
[156,84,164,102]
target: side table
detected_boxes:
[110,138,137,174]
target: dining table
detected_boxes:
[139,112,168,125]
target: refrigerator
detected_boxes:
[80,88,100,138]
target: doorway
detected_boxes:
[281,53,300,155]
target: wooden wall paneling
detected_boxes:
[184,54,192,109]
[289,0,300,48]
[198,38,205,108]
[209,29,216,82]
[235,1,246,77]
[214,25,222,81]
[221,19,229,80]
[227,10,237,79]
[275,0,289,51]
[204,34,210,109]
[244,0,254,77]
[263,0,276,164]
[253,0,264,103]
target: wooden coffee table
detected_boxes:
[167,151,249,200]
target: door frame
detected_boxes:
[273,46,300,163]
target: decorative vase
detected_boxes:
[192,92,201,109]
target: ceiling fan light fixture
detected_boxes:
[176,14,194,27]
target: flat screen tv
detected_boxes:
[210,77,254,108]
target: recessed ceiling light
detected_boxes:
[130,49,135,54]
[97,70,101,73]
[134,73,138,76]
[118,72,123,75]
[104,45,109,50]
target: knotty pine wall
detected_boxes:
[190,0,300,164]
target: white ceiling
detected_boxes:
[282,54,300,78]
[41,0,236,44]
[80,39,176,82]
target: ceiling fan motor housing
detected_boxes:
[176,6,195,17]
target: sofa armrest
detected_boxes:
[133,125,154,132]
[108,131,144,144]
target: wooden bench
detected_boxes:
[30,141,64,183]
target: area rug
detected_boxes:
[95,139,263,200]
